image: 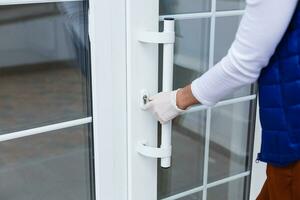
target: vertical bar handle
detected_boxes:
[161,18,175,168]
[136,18,175,168]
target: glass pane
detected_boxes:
[160,0,211,15]
[214,16,253,99]
[207,178,249,200]
[158,18,210,91]
[214,16,241,65]
[0,125,94,200]
[158,111,206,199]
[208,101,255,182]
[216,0,246,11]
[0,2,91,134]
[178,192,203,200]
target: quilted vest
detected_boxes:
[257,2,300,166]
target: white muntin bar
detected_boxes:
[0,0,83,6]
[159,10,245,21]
[161,171,250,200]
[0,117,92,142]
[185,94,257,114]
[160,18,175,168]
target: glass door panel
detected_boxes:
[171,18,210,89]
[160,0,211,15]
[208,101,255,182]
[0,1,91,134]
[158,111,206,199]
[157,0,255,199]
[0,1,94,200]
[207,178,249,200]
[214,16,254,99]
[216,0,246,11]
[0,125,93,200]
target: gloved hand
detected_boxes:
[144,89,185,124]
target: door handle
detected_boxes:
[137,18,175,168]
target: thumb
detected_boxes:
[143,100,154,110]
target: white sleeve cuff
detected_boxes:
[191,80,216,106]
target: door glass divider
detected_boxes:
[0,0,83,6]
[185,94,256,114]
[207,171,250,189]
[202,0,216,199]
[162,186,205,200]
[161,171,251,200]
[0,117,92,142]
[215,10,245,17]
[208,0,216,71]
[159,10,244,21]
[202,107,212,200]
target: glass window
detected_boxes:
[0,2,91,134]
[208,101,255,182]
[216,0,246,11]
[207,178,249,200]
[158,111,206,199]
[159,18,210,91]
[160,0,211,15]
[214,16,254,99]
[0,125,94,200]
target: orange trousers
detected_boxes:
[256,161,300,200]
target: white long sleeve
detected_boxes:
[191,0,299,106]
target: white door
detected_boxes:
[127,0,257,200]
[0,0,113,199]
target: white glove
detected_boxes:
[144,89,185,124]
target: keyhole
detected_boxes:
[143,95,148,105]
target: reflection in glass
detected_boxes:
[0,125,94,200]
[159,18,210,91]
[160,0,211,15]
[216,0,246,11]
[158,18,209,200]
[214,16,253,99]
[158,111,206,199]
[214,16,241,64]
[207,178,249,200]
[0,2,91,134]
[208,101,255,182]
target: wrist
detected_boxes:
[176,85,199,110]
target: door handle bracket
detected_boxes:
[137,31,175,44]
[136,141,172,159]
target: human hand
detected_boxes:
[144,89,184,124]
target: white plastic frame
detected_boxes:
[0,0,128,200]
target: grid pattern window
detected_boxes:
[0,1,95,200]
[158,0,256,200]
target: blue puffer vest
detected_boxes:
[257,2,300,166]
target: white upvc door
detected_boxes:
[0,1,129,200]
[127,0,258,200]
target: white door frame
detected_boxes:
[249,103,266,200]
[126,0,159,199]
[125,1,264,200]
[86,0,267,199]
[89,0,128,199]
